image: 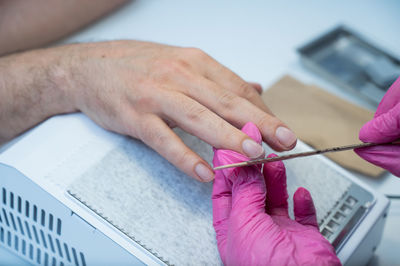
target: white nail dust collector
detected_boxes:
[0,114,389,266]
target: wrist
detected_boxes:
[51,42,105,113]
[42,46,80,115]
[8,46,79,116]
[0,47,79,142]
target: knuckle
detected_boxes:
[220,129,239,148]
[134,94,158,111]
[162,59,184,73]
[178,98,209,122]
[257,115,280,130]
[154,58,193,80]
[238,82,257,98]
[137,118,154,141]
[217,91,238,109]
[120,110,140,137]
[153,58,173,72]
[187,105,208,122]
[138,118,167,146]
[175,149,194,169]
[184,47,208,60]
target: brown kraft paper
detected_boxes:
[261,75,384,177]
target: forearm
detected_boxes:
[0,0,128,56]
[0,47,76,144]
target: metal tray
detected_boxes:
[298,25,400,105]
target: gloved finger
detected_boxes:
[359,102,400,143]
[212,144,248,261]
[211,164,232,260]
[355,146,400,177]
[375,76,400,117]
[293,187,319,228]
[211,122,264,259]
[263,154,289,217]
[229,123,272,225]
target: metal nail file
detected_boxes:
[213,140,400,170]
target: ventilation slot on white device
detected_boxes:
[1,187,86,266]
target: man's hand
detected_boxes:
[59,41,297,181]
[212,122,340,265]
[0,40,297,182]
[0,1,297,182]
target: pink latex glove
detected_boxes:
[212,122,341,266]
[355,76,400,177]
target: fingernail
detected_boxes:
[275,127,297,148]
[195,163,214,182]
[242,139,265,158]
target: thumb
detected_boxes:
[375,75,400,116]
[293,187,319,228]
[355,145,400,177]
[359,102,400,143]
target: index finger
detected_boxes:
[189,52,297,151]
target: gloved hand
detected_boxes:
[355,77,400,177]
[212,122,341,266]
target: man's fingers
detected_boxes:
[181,48,265,107]
[205,64,271,113]
[263,154,289,217]
[293,187,319,228]
[179,78,296,151]
[163,48,296,151]
[161,92,265,159]
[133,114,214,182]
[203,61,298,151]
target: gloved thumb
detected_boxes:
[355,145,400,177]
[359,102,400,143]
